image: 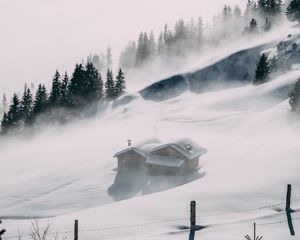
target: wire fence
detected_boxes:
[2,196,300,239]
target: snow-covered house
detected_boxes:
[113,138,207,175]
[146,138,207,175]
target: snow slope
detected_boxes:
[1,26,300,240]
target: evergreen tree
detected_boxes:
[286,0,300,23]
[1,113,9,133]
[258,0,282,17]
[33,84,48,115]
[61,72,70,107]
[69,63,86,107]
[20,85,33,122]
[289,78,300,112]
[119,41,137,69]
[115,68,126,97]
[249,18,258,32]
[105,69,115,99]
[196,17,204,46]
[157,33,165,55]
[85,62,103,102]
[234,5,242,18]
[2,94,8,113]
[1,94,22,133]
[264,18,272,31]
[49,70,62,107]
[253,53,271,84]
[136,32,146,65]
[106,47,113,70]
[148,31,156,58]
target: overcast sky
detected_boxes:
[0,0,247,97]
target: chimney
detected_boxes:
[127,140,132,147]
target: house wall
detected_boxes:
[117,150,146,170]
[147,164,181,176]
[183,157,199,172]
[151,146,189,161]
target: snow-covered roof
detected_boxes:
[151,138,207,160]
[146,154,184,168]
[113,147,148,158]
[114,138,207,161]
[113,138,162,158]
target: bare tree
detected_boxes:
[29,219,51,240]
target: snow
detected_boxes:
[1,27,300,240]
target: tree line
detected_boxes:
[118,0,294,70]
[1,63,126,135]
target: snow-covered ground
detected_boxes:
[1,27,300,240]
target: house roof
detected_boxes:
[113,138,162,158]
[146,154,184,168]
[114,138,207,163]
[151,138,207,160]
[113,147,148,158]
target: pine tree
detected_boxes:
[258,0,282,17]
[119,41,137,69]
[106,47,113,70]
[249,18,258,33]
[289,78,300,112]
[136,32,145,65]
[20,85,33,122]
[286,0,300,23]
[1,94,8,113]
[157,33,165,56]
[196,17,204,47]
[69,63,86,107]
[1,94,22,133]
[234,5,242,18]
[61,72,70,107]
[264,18,272,31]
[148,31,156,58]
[85,62,103,102]
[1,113,9,133]
[105,69,115,99]
[115,68,126,97]
[253,53,271,85]
[49,70,62,107]
[33,84,48,115]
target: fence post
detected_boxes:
[74,220,78,240]
[253,222,256,240]
[190,201,196,227]
[285,184,292,211]
[284,184,295,236]
[0,220,6,240]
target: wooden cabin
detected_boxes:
[114,138,207,176]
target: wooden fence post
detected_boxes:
[253,222,256,240]
[285,184,292,211]
[285,184,295,236]
[0,220,6,240]
[189,201,196,240]
[74,220,78,240]
[190,201,196,227]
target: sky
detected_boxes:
[0,0,247,98]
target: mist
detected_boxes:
[1,1,300,239]
[0,0,247,98]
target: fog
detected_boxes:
[1,2,300,239]
[0,0,247,97]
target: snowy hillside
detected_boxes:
[1,25,300,240]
